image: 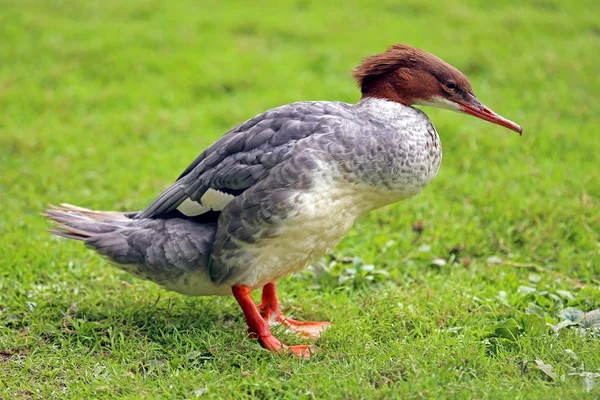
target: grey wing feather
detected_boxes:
[87,218,217,278]
[208,146,327,285]
[45,205,217,283]
[137,102,353,219]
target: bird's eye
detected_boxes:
[445,82,457,90]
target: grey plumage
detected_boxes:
[46,205,216,287]
[46,98,442,295]
[137,102,353,219]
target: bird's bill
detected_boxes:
[457,95,523,135]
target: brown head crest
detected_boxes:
[352,43,522,134]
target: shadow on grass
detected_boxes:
[7,296,244,356]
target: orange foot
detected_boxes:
[259,334,316,359]
[233,284,319,359]
[274,314,331,339]
[259,282,331,339]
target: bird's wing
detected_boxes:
[207,113,365,286]
[137,102,351,220]
[206,143,330,285]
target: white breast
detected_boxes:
[230,164,385,289]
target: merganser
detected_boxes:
[45,43,522,358]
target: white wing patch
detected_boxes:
[177,189,236,217]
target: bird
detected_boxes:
[45,43,522,358]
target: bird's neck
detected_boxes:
[347,97,442,205]
[354,96,421,123]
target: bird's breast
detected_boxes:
[385,121,443,198]
[321,112,442,209]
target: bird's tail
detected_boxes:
[44,204,216,273]
[44,203,136,241]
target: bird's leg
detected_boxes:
[232,285,314,358]
[259,282,331,339]
[259,282,281,323]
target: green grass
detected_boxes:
[1,0,599,398]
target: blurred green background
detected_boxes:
[1,0,599,398]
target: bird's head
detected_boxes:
[353,44,522,134]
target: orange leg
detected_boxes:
[232,285,314,358]
[259,282,331,339]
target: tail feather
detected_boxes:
[51,203,130,221]
[44,204,124,240]
[47,229,89,241]
[44,203,217,279]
